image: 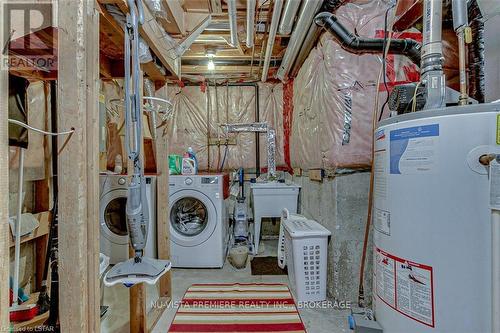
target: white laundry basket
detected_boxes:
[279,209,331,303]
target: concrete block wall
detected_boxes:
[292,172,373,304]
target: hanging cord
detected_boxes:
[8,119,74,136]
[8,119,75,154]
[359,3,396,308]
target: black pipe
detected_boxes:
[254,84,260,177]
[314,12,422,66]
[320,0,347,12]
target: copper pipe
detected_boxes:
[457,29,468,105]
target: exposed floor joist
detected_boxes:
[98,0,181,78]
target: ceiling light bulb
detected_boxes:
[207,60,215,71]
[206,49,216,58]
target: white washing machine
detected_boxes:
[169,174,228,268]
[99,174,157,264]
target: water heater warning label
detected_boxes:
[375,248,435,327]
[389,124,439,174]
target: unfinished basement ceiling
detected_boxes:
[178,0,289,79]
[99,0,289,80]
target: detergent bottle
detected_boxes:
[187,147,198,173]
[181,147,198,175]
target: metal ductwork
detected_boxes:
[314,12,422,66]
[276,0,324,81]
[182,59,282,66]
[420,0,446,109]
[278,0,302,35]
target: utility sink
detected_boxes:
[250,181,301,254]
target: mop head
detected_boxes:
[103,257,171,287]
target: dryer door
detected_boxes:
[169,189,217,247]
[100,189,129,245]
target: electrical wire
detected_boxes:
[411,81,422,113]
[359,3,396,307]
[8,119,75,136]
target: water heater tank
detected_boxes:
[372,103,500,332]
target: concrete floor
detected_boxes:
[101,240,350,333]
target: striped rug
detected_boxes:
[168,283,306,332]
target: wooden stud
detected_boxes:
[128,248,147,333]
[154,85,172,299]
[139,4,181,77]
[0,1,9,326]
[86,2,101,330]
[57,0,100,331]
[293,168,303,177]
[309,169,325,182]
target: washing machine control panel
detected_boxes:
[201,177,218,184]
[184,177,193,185]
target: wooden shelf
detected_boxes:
[9,211,50,248]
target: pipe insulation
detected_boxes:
[421,0,446,110]
[262,0,284,82]
[314,12,422,66]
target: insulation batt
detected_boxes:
[167,84,285,171]
[101,81,286,172]
[292,0,403,170]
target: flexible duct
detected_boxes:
[314,12,422,66]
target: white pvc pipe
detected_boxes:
[261,0,284,82]
[493,209,500,333]
[227,0,238,47]
[246,0,256,48]
[12,148,25,309]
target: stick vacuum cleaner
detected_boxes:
[104,0,170,287]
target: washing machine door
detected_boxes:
[100,189,129,245]
[169,189,217,247]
